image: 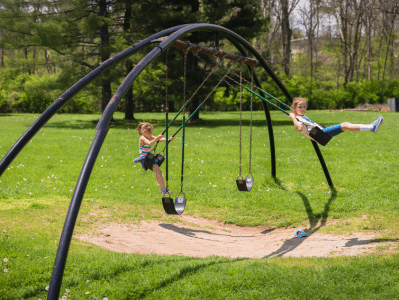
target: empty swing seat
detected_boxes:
[162,195,187,215]
[236,177,254,192]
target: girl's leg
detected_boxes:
[341,116,383,132]
[152,164,165,189]
[341,122,362,131]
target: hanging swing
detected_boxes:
[236,62,255,192]
[162,115,187,215]
[161,46,192,215]
[160,47,239,214]
[244,87,332,146]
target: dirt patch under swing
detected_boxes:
[76,215,397,258]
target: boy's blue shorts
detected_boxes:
[322,124,343,137]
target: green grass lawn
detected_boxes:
[1,110,399,299]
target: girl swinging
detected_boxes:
[133,122,174,194]
[288,97,383,140]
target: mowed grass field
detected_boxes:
[1,110,399,299]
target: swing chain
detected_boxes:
[180,116,185,193]
[159,55,237,154]
[165,48,169,112]
[196,50,236,91]
[153,48,170,154]
[183,48,188,115]
[198,57,236,108]
[184,50,225,107]
[238,61,243,178]
[248,66,254,176]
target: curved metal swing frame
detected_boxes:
[0,23,333,299]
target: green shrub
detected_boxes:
[0,72,99,113]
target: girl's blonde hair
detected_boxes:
[291,97,308,111]
[135,122,153,135]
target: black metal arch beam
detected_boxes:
[47,23,332,299]
[0,25,188,177]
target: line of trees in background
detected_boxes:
[0,0,398,119]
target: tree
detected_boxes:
[326,0,367,85]
[141,0,268,121]
[0,0,268,116]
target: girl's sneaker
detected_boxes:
[160,187,172,194]
[371,117,383,133]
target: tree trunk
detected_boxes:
[376,33,384,80]
[382,17,396,81]
[0,29,4,68]
[367,14,372,80]
[32,47,36,75]
[124,62,135,120]
[338,1,348,85]
[24,47,31,75]
[124,0,135,120]
[99,0,111,112]
[281,0,291,76]
[45,49,50,73]
[0,48,3,68]
[187,0,200,122]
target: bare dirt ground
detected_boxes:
[77,215,393,258]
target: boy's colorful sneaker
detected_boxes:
[160,187,172,194]
[371,117,383,133]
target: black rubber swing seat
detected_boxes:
[162,194,187,215]
[144,153,165,170]
[236,177,254,192]
[309,126,332,146]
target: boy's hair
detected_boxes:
[291,97,308,111]
[135,122,153,135]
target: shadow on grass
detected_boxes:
[263,187,337,258]
[345,237,399,247]
[62,255,235,299]
[263,187,399,258]
[137,258,246,299]
[299,187,337,229]
[272,177,286,190]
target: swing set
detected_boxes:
[147,36,334,216]
[146,41,258,215]
[0,24,335,298]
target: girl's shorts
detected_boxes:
[322,124,343,137]
[133,156,149,171]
